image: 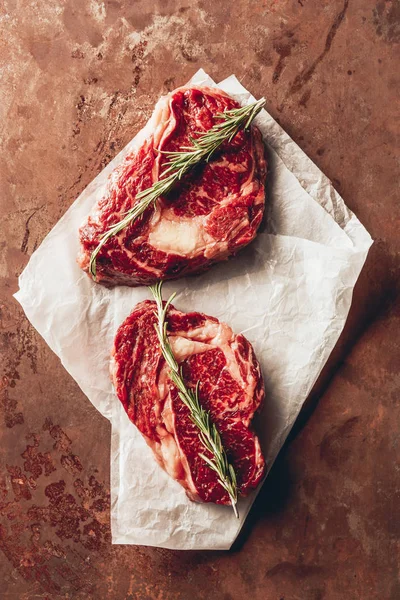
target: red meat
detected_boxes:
[78,86,267,286]
[111,300,265,505]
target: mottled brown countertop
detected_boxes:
[1,1,399,599]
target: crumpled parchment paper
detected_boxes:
[14,70,373,550]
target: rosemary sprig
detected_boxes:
[89,96,266,278]
[149,282,239,517]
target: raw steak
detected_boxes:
[111,300,265,505]
[78,86,267,286]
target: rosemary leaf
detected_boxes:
[149,281,239,518]
[89,96,266,279]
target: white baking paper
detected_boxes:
[14,70,373,550]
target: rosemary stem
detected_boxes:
[149,282,239,517]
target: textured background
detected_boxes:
[1,1,399,599]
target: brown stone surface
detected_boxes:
[1,0,399,598]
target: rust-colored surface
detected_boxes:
[1,1,399,598]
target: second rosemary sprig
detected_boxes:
[89,96,266,279]
[149,282,239,517]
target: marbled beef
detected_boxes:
[78,86,267,286]
[111,300,265,505]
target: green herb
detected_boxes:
[149,281,239,517]
[90,97,266,279]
